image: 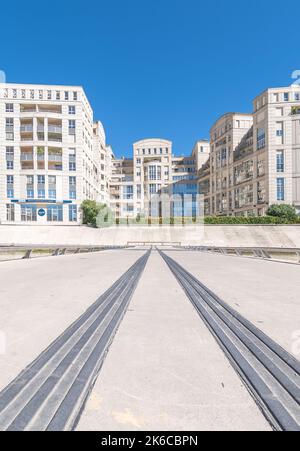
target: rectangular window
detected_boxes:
[68,120,76,135]
[56,91,61,100]
[284,92,289,102]
[47,205,63,222]
[276,150,284,173]
[21,205,37,222]
[295,93,300,101]
[257,128,266,150]
[6,161,14,170]
[73,92,78,101]
[6,204,15,222]
[277,178,285,201]
[68,105,76,115]
[48,175,56,199]
[5,103,14,113]
[65,91,69,101]
[7,175,14,198]
[69,205,77,222]
[47,90,52,100]
[69,176,76,199]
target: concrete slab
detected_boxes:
[77,251,270,431]
[0,249,144,391]
[165,250,300,356]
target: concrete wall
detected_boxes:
[0,224,300,248]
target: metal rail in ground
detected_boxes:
[158,249,300,431]
[179,246,300,264]
[0,245,125,262]
[0,249,150,431]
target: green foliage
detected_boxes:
[267,204,298,221]
[204,215,300,225]
[81,200,108,227]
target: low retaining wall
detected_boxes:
[0,224,300,248]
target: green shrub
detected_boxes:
[267,204,298,221]
[81,200,107,227]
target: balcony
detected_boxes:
[20,104,37,113]
[48,125,62,134]
[21,153,34,161]
[20,125,34,133]
[48,154,62,162]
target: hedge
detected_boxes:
[113,216,300,225]
[204,216,300,225]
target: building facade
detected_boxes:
[199,86,300,216]
[1,82,299,225]
[109,139,210,218]
[0,83,113,225]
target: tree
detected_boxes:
[81,200,106,227]
[267,204,298,221]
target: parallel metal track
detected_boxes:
[159,249,300,431]
[0,250,150,431]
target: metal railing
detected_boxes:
[0,245,126,262]
[180,245,300,264]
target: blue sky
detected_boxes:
[0,0,299,157]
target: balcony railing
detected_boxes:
[48,154,62,162]
[20,125,33,132]
[21,153,34,161]
[48,125,62,133]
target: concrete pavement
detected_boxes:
[0,249,144,391]
[165,250,300,353]
[77,250,271,431]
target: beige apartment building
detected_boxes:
[199,86,300,216]
[0,83,113,225]
[109,139,210,218]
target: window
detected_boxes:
[73,92,78,101]
[68,105,76,115]
[65,91,69,101]
[47,205,63,222]
[276,150,284,173]
[26,175,34,198]
[149,165,157,180]
[277,178,285,201]
[69,205,77,222]
[284,92,289,102]
[6,204,15,222]
[257,128,266,150]
[69,120,76,135]
[6,147,14,169]
[21,89,26,99]
[38,175,45,198]
[56,91,61,100]
[7,175,14,198]
[47,90,52,100]
[39,90,43,100]
[5,103,14,112]
[295,93,300,101]
[69,150,76,171]
[48,175,56,199]
[69,176,76,199]
[21,205,37,222]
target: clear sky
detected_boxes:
[0,0,299,157]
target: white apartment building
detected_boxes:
[0,83,112,225]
